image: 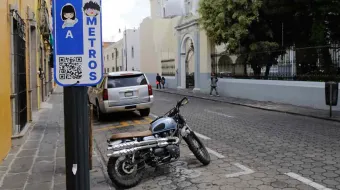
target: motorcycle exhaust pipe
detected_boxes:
[107,137,180,157]
[107,143,164,157]
[107,137,178,151]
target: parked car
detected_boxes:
[88,71,154,121]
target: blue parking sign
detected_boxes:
[53,0,103,86]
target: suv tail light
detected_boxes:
[103,89,108,100]
[148,85,153,96]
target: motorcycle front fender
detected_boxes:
[180,124,192,138]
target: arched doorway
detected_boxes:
[179,34,195,89]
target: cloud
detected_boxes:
[102,0,150,42]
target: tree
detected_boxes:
[199,0,340,76]
[199,0,282,76]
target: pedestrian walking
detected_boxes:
[161,76,165,89]
[156,73,161,89]
[210,72,219,96]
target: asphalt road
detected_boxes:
[94,91,340,190]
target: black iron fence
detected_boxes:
[211,45,340,82]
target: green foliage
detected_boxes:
[198,0,340,75]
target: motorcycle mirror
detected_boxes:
[180,97,189,106]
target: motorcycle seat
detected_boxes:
[110,130,153,140]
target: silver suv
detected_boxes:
[88,71,154,120]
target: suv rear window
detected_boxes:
[107,74,148,88]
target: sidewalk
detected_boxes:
[155,88,340,122]
[0,87,111,190]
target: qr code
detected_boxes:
[58,57,83,80]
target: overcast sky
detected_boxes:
[101,0,150,42]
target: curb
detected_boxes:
[154,89,340,123]
[11,122,35,139]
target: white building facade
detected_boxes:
[103,40,124,73]
[123,29,141,71]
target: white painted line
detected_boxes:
[194,132,211,140]
[206,147,225,158]
[189,147,225,159]
[204,109,234,118]
[225,163,254,178]
[285,172,332,190]
[149,113,158,119]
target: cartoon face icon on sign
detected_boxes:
[83,1,101,17]
[61,3,79,29]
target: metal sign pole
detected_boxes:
[52,0,103,189]
[330,84,332,118]
[64,86,90,190]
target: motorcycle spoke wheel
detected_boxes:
[184,132,211,165]
[107,156,144,188]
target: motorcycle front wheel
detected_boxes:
[184,132,211,165]
[107,156,145,188]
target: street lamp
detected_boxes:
[119,27,128,71]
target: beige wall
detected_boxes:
[140,16,180,75]
[199,30,212,74]
[103,40,123,73]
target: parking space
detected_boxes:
[92,111,319,190]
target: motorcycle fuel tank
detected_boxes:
[150,117,177,134]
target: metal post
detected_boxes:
[124,27,128,71]
[89,104,93,170]
[330,84,333,118]
[64,86,90,190]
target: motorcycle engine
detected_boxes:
[144,135,180,165]
[153,145,180,163]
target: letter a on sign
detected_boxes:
[66,30,74,38]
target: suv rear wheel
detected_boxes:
[139,108,150,117]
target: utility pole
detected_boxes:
[124,26,128,71]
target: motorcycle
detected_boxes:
[106,97,210,188]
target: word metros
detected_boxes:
[84,0,101,81]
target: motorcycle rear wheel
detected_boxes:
[184,132,211,165]
[107,156,144,188]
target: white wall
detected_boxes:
[103,40,124,73]
[124,29,140,71]
[213,79,340,111]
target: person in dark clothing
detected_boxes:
[210,72,219,96]
[161,76,165,89]
[156,73,161,89]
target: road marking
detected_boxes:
[150,113,158,119]
[93,117,153,132]
[285,172,332,190]
[194,132,211,140]
[144,117,153,122]
[206,147,225,158]
[191,147,225,158]
[204,109,234,118]
[225,163,255,178]
[132,120,142,124]
[94,124,130,132]
[120,121,129,126]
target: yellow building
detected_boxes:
[0,0,53,163]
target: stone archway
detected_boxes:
[180,34,195,88]
[175,16,201,91]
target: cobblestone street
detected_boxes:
[93,91,340,190]
[1,88,340,190]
